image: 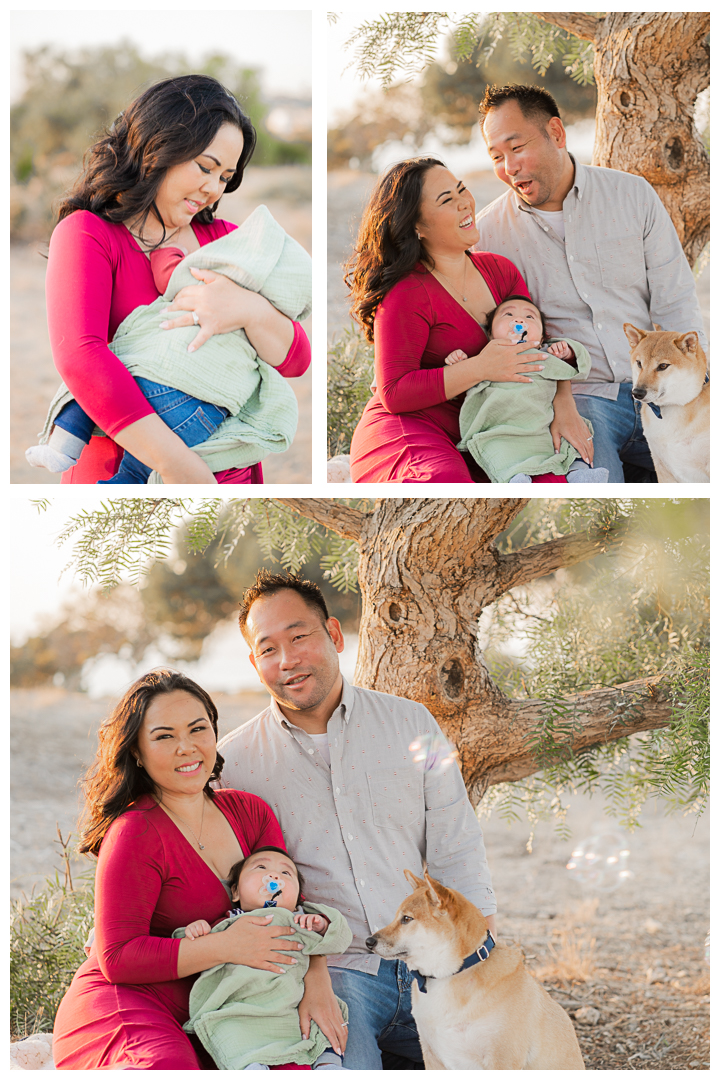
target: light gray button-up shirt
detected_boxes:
[217,678,496,974]
[475,157,707,400]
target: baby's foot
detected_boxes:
[508,473,532,483]
[567,465,610,484]
[25,445,78,473]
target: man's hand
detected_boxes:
[298,956,347,1055]
[550,381,594,464]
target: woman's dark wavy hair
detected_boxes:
[78,669,224,857]
[344,157,446,342]
[57,74,256,243]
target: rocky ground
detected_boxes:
[11,687,709,1068]
[11,165,311,486]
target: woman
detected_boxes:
[45,75,310,484]
[346,158,591,483]
[52,670,345,1069]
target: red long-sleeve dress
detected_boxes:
[45,211,311,484]
[349,253,530,483]
[52,790,285,1070]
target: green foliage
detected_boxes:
[327,326,376,458]
[10,863,96,1037]
[341,12,598,89]
[480,499,709,833]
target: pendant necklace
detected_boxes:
[165,794,207,850]
[433,255,469,302]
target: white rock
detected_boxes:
[327,455,352,483]
[10,1032,55,1069]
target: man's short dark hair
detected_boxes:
[226,845,305,901]
[238,570,330,645]
[479,83,561,129]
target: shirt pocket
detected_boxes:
[366,766,424,831]
[595,236,645,289]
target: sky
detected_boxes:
[10,9,311,102]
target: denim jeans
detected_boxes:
[329,961,424,1071]
[573,383,657,483]
[55,378,228,485]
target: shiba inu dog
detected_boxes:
[624,324,709,483]
[366,869,585,1070]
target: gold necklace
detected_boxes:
[433,256,470,302]
[163,794,208,850]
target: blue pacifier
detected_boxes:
[510,320,528,344]
[261,874,284,908]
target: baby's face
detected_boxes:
[233,850,300,912]
[491,300,543,345]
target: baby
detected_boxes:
[26,246,228,483]
[448,296,609,484]
[175,846,351,1072]
[26,205,308,483]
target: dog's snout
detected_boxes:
[632,387,646,399]
[366,935,377,951]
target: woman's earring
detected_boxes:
[136,758,143,769]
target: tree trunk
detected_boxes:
[535,12,710,265]
[278,498,674,807]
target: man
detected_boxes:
[474,83,707,483]
[218,571,497,1070]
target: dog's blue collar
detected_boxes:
[408,932,496,993]
[645,371,709,420]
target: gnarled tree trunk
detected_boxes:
[535,12,710,265]
[278,498,673,807]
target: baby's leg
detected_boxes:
[567,459,610,484]
[97,379,229,485]
[312,1050,346,1070]
[26,401,95,473]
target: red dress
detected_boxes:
[349,253,530,483]
[45,211,311,484]
[52,790,285,1070]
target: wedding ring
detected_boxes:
[586,435,593,441]
[192,311,200,325]
[341,1023,349,1028]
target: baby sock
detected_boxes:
[25,428,86,473]
[567,461,610,484]
[508,473,532,483]
[243,1065,270,1071]
[313,1050,346,1070]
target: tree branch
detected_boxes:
[492,522,629,596]
[464,674,672,800]
[274,499,368,541]
[532,11,601,43]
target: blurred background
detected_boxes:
[326,13,710,461]
[11,10,312,484]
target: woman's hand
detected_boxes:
[176,913,304,979]
[550,381,594,465]
[160,268,294,365]
[443,340,546,400]
[113,415,217,484]
[298,956,347,1056]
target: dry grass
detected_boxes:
[533,900,599,984]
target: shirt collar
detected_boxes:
[268,675,354,733]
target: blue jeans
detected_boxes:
[573,383,657,483]
[55,378,228,484]
[329,961,423,1070]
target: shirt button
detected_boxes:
[335,787,340,795]
[360,879,365,887]
[543,226,549,231]
[597,323,602,329]
[307,748,314,755]
[347,834,354,841]
[568,255,574,262]
[584,293,589,298]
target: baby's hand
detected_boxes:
[444,349,468,366]
[294,912,330,935]
[546,340,576,361]
[184,919,212,940]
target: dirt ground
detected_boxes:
[327,168,711,344]
[11,687,709,1069]
[11,165,311,486]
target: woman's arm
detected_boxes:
[160,268,295,365]
[46,214,217,483]
[442,340,547,399]
[176,915,303,979]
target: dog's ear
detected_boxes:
[674,331,699,357]
[624,323,646,348]
[423,869,453,910]
[404,868,425,889]
[653,323,663,331]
